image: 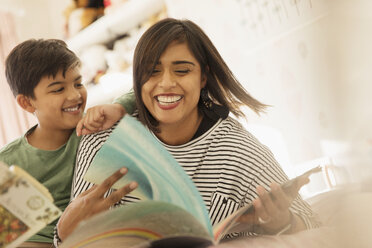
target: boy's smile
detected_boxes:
[29,66,87,134]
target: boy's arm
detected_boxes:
[113,89,136,116]
[76,90,136,136]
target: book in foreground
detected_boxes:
[0,162,61,248]
[63,116,321,247]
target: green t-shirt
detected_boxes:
[114,89,136,115]
[0,126,81,243]
[0,92,135,243]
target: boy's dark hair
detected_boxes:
[133,18,268,132]
[5,39,81,98]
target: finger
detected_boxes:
[77,185,98,198]
[83,115,104,131]
[80,127,98,136]
[297,176,310,189]
[104,181,138,207]
[76,118,85,136]
[257,185,279,218]
[286,176,310,199]
[90,107,106,123]
[253,198,270,224]
[270,183,291,211]
[94,168,128,196]
[253,186,270,223]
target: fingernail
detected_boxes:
[129,182,138,190]
[120,168,127,174]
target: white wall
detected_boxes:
[165,0,372,184]
[0,0,70,41]
[1,0,371,184]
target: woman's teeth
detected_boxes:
[156,95,182,105]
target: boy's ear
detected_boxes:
[16,94,36,113]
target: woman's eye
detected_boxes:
[175,69,190,74]
[151,69,160,75]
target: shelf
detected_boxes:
[66,0,165,54]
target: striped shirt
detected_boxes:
[68,117,318,239]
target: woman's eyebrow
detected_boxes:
[173,61,195,66]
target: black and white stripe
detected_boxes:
[69,117,319,238]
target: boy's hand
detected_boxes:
[57,167,138,241]
[76,104,126,136]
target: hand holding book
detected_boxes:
[59,116,321,248]
[216,166,322,239]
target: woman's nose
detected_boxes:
[158,71,176,88]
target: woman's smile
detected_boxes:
[155,94,183,110]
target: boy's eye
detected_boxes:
[51,87,64,93]
[75,83,84,88]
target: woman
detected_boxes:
[131,18,318,234]
[56,18,319,244]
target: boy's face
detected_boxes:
[29,66,87,132]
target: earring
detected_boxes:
[200,87,229,120]
[201,88,213,110]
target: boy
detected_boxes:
[0,39,134,247]
[0,39,132,247]
[0,39,86,246]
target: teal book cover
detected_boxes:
[83,115,212,236]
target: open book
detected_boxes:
[62,116,321,247]
[0,162,61,248]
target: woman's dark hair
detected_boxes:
[133,18,267,132]
[5,39,81,98]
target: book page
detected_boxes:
[0,162,61,248]
[84,116,212,236]
[213,166,322,242]
[61,201,212,248]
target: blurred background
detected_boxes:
[1,0,371,198]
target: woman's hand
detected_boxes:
[252,183,295,233]
[238,176,309,234]
[76,103,126,136]
[57,167,138,241]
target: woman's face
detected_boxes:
[141,41,206,128]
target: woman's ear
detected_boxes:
[201,74,207,88]
[16,94,36,113]
[201,66,209,88]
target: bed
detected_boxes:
[213,181,372,248]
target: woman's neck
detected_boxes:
[27,125,74,150]
[156,112,203,146]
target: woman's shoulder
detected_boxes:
[212,117,274,154]
[215,117,258,141]
[78,124,117,153]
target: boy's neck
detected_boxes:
[26,126,74,150]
